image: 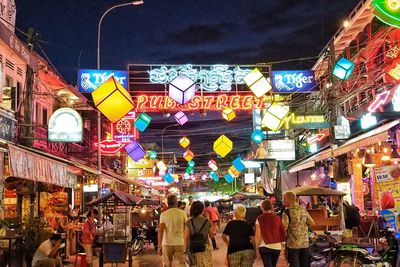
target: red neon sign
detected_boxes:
[111,111,139,143]
[94,139,124,154]
[367,91,390,112]
[385,58,400,81]
[135,94,291,111]
[307,129,329,144]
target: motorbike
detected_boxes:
[332,228,399,267]
[309,232,340,267]
[130,222,158,255]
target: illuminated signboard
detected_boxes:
[371,0,400,28]
[271,70,316,93]
[48,108,83,142]
[281,113,329,129]
[77,69,128,93]
[385,59,400,81]
[135,94,292,111]
[263,140,296,161]
[148,64,252,91]
[361,113,377,129]
[393,84,400,111]
[94,139,124,155]
[127,157,154,178]
[111,111,139,143]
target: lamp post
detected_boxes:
[96,1,144,190]
[161,123,179,161]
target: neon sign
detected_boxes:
[361,113,377,129]
[392,84,400,111]
[271,70,316,93]
[111,111,139,143]
[386,61,400,81]
[48,108,83,142]
[372,0,400,28]
[135,94,292,111]
[77,69,128,93]
[94,139,124,154]
[368,91,390,112]
[283,113,329,129]
[148,64,252,91]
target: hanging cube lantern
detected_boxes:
[222,107,236,121]
[228,166,240,177]
[210,171,219,182]
[169,74,196,104]
[183,173,190,179]
[261,103,290,132]
[251,129,265,144]
[333,57,355,80]
[224,173,234,183]
[149,150,157,160]
[232,158,246,172]
[179,136,190,148]
[174,111,189,125]
[91,76,134,123]
[125,141,146,162]
[163,173,174,184]
[188,160,195,168]
[208,160,218,171]
[183,149,194,161]
[243,68,272,98]
[134,113,152,132]
[213,134,233,158]
[156,160,167,171]
[185,166,193,174]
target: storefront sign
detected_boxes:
[48,108,83,142]
[148,64,252,91]
[111,111,139,143]
[385,59,400,81]
[282,113,329,129]
[393,84,400,111]
[372,0,400,28]
[360,113,377,129]
[262,139,295,161]
[334,125,351,139]
[83,184,98,192]
[374,164,400,237]
[0,110,16,142]
[94,139,124,154]
[271,70,316,93]
[136,94,291,111]
[127,157,154,178]
[387,46,400,59]
[77,69,128,93]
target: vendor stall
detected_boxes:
[87,191,142,266]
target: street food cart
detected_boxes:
[87,191,142,266]
[287,186,346,232]
[231,192,266,225]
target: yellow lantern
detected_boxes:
[261,103,289,132]
[179,136,190,148]
[243,68,272,98]
[228,166,240,177]
[183,149,194,161]
[91,76,134,123]
[222,107,236,121]
[213,134,233,158]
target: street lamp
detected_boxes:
[95,1,144,187]
[161,123,179,161]
[97,0,144,69]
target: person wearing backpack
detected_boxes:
[222,205,255,267]
[184,201,213,267]
[255,199,286,267]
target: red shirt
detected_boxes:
[257,213,286,244]
[82,219,96,244]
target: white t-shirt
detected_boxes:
[184,203,192,216]
[31,239,54,266]
[160,208,187,246]
[255,219,282,250]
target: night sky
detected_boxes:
[16,0,360,84]
[14,0,361,167]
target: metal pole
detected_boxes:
[161,124,179,161]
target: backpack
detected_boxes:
[189,219,208,253]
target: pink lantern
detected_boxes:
[169,75,196,104]
[174,111,188,125]
[208,160,218,171]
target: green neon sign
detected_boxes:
[372,0,400,28]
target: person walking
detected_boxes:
[158,195,187,267]
[82,210,97,267]
[211,202,221,229]
[184,196,194,217]
[222,205,255,267]
[282,191,314,267]
[203,200,219,250]
[255,199,286,267]
[184,201,213,267]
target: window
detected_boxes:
[35,102,41,123]
[1,76,13,110]
[42,107,47,126]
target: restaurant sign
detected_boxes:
[282,113,329,129]
[77,69,128,93]
[136,94,292,111]
[94,139,124,155]
[48,108,83,142]
[271,70,316,93]
[111,111,139,143]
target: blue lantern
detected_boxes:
[224,173,234,183]
[188,160,195,168]
[232,158,246,172]
[149,150,157,159]
[210,171,219,182]
[163,173,174,184]
[251,129,265,144]
[333,57,354,80]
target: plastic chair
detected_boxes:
[74,252,87,267]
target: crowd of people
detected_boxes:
[157,191,315,267]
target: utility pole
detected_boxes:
[22,27,37,148]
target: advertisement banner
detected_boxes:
[77,69,128,93]
[374,164,400,237]
[271,70,316,93]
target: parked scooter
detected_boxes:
[333,228,399,267]
[309,232,340,267]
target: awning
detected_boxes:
[288,120,400,173]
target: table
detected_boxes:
[0,235,21,267]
